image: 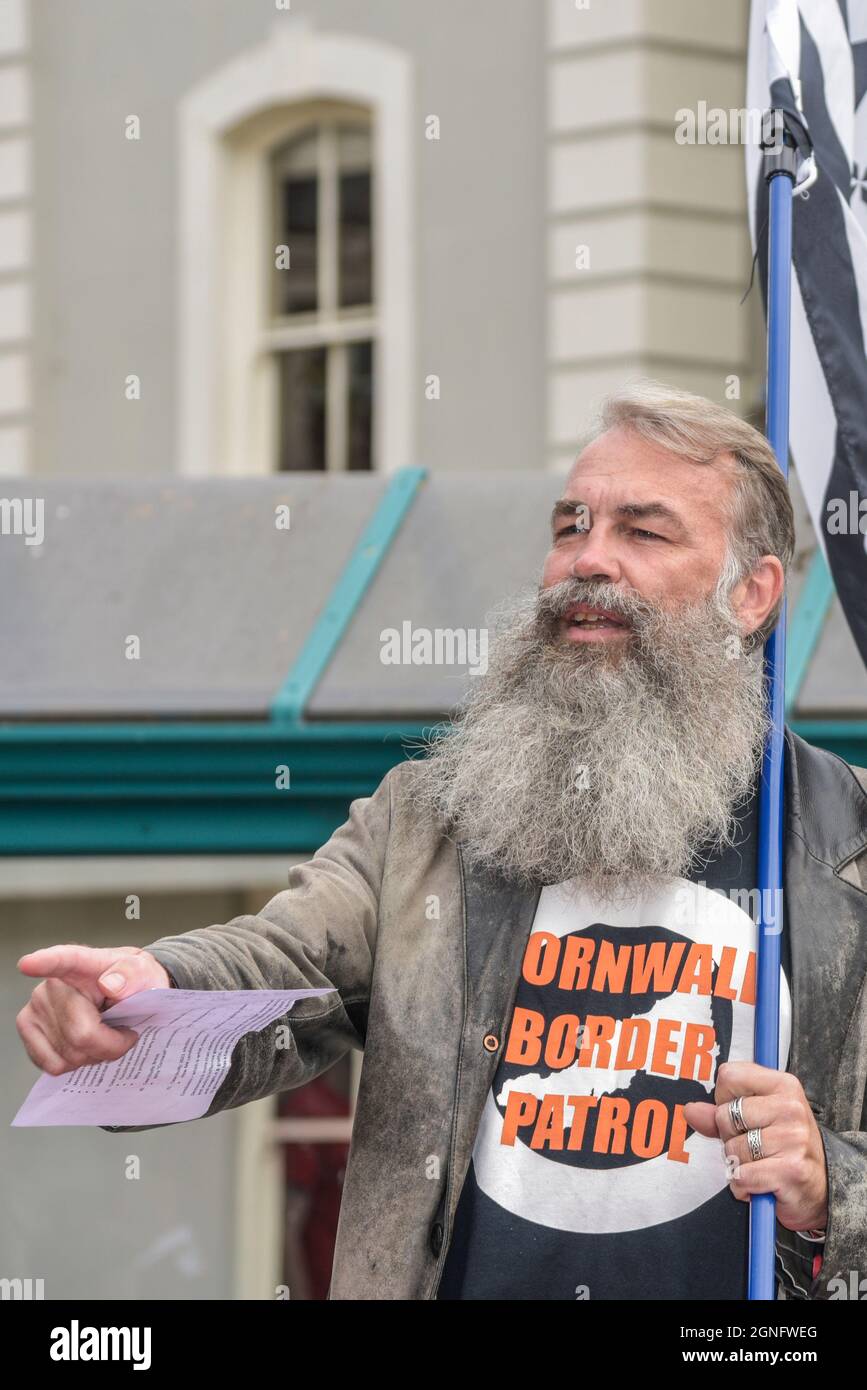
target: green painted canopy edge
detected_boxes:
[1,717,865,855]
[0,719,438,856]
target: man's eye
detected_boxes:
[633,528,664,541]
[555,524,588,539]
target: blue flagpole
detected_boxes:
[749,112,798,1301]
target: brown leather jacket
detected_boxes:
[104,729,867,1300]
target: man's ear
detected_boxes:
[729,555,786,640]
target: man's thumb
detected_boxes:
[97,969,128,997]
[682,1100,719,1138]
[96,955,158,1000]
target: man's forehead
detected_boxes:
[563,431,735,513]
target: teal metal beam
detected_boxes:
[2,714,865,855]
[270,467,427,722]
[0,719,436,855]
[785,549,835,715]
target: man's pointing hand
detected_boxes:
[16,944,171,1076]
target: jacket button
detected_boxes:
[430,1221,444,1256]
[483,1033,500,1052]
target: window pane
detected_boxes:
[272,131,319,316]
[347,340,373,471]
[338,126,372,308]
[279,1058,351,1301]
[277,348,326,471]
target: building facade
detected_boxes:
[3,0,862,1302]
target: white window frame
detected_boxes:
[177,19,414,477]
[267,112,376,472]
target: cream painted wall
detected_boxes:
[546,0,763,471]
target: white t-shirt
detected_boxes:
[439,860,793,1301]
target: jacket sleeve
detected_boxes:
[804,1126,867,1299]
[773,758,867,1299]
[101,765,393,1135]
[773,1126,867,1300]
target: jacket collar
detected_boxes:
[783,725,867,869]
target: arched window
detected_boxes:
[269,118,374,471]
[177,24,413,478]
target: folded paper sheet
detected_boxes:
[11,987,333,1127]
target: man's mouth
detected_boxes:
[561,603,631,643]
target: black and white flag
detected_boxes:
[747,0,867,664]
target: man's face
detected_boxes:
[411,422,773,894]
[412,475,769,894]
[541,426,735,647]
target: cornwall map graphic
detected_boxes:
[471,879,792,1234]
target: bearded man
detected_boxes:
[17,383,867,1301]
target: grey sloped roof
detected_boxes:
[0,473,554,720]
[0,476,389,717]
[308,472,554,718]
[0,470,864,722]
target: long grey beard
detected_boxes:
[408,578,769,904]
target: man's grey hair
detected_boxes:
[595,380,796,648]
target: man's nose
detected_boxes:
[569,531,622,585]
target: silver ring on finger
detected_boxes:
[747,1127,764,1162]
[729,1095,748,1134]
